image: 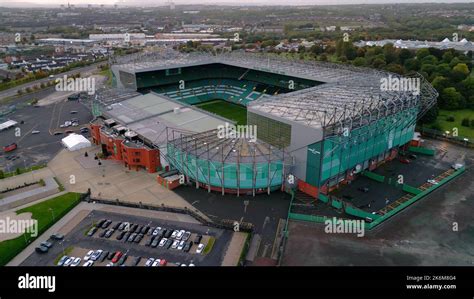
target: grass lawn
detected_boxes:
[196,99,247,125]
[0,192,81,266]
[203,236,216,255]
[429,109,474,139]
[98,68,113,86]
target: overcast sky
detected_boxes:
[1,0,473,6]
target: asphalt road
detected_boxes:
[0,98,92,171]
[0,64,101,101]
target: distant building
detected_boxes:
[354,38,474,53]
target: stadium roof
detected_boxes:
[168,128,289,164]
[103,92,229,145]
[113,50,438,136]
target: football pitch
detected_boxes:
[195,99,247,125]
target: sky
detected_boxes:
[0,0,473,6]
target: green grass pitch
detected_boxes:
[195,99,247,125]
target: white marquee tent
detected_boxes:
[61,133,91,151]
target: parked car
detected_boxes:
[40,241,53,248]
[118,254,128,266]
[102,220,112,229]
[193,234,202,244]
[158,238,167,247]
[159,259,167,266]
[116,231,126,241]
[145,236,155,247]
[97,219,106,227]
[132,256,142,266]
[53,131,63,135]
[63,257,74,266]
[83,260,94,267]
[3,143,17,153]
[127,233,137,242]
[107,251,115,260]
[111,251,123,263]
[183,241,192,253]
[182,231,191,242]
[171,230,178,239]
[70,257,81,267]
[152,259,161,267]
[357,187,369,193]
[177,240,185,250]
[134,234,144,243]
[147,226,155,236]
[164,239,173,249]
[152,227,161,236]
[100,251,109,263]
[176,230,185,240]
[196,243,205,254]
[118,222,126,231]
[106,262,114,267]
[399,157,410,164]
[70,111,78,114]
[151,237,160,248]
[427,179,439,185]
[408,154,417,160]
[171,240,180,249]
[452,163,464,170]
[104,229,115,238]
[164,230,172,238]
[84,250,94,261]
[131,224,138,233]
[57,256,69,266]
[145,258,155,267]
[122,232,131,242]
[87,227,98,237]
[50,233,64,240]
[90,250,103,261]
[113,222,122,230]
[99,230,107,238]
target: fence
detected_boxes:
[82,195,254,233]
[418,126,474,148]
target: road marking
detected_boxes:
[191,200,200,205]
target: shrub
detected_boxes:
[461,118,470,127]
[0,170,4,179]
[446,115,455,122]
[15,168,21,175]
[471,119,474,128]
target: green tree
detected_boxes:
[451,63,470,82]
[352,57,366,67]
[416,48,430,60]
[440,87,464,110]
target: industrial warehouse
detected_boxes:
[86,50,467,228]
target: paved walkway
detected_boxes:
[221,232,248,266]
[47,146,210,220]
[0,168,54,190]
[0,177,59,211]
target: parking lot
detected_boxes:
[0,98,92,171]
[330,142,464,213]
[21,209,234,266]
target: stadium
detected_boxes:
[91,50,437,198]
